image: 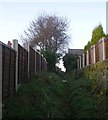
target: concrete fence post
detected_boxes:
[77,59,79,69]
[86,50,89,65]
[83,54,85,67]
[13,39,18,91]
[79,56,82,69]
[99,38,105,61]
[102,38,105,60]
[0,41,2,120]
[91,46,93,64]
[99,39,102,61]
[91,45,96,64]
[93,45,96,64]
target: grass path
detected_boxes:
[2,72,108,119]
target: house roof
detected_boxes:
[68,49,83,56]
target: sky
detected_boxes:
[0,0,107,71]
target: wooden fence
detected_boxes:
[36,52,41,73]
[29,46,35,76]
[0,40,47,102]
[95,43,99,62]
[104,37,108,59]
[18,44,28,84]
[77,37,108,68]
[2,43,16,100]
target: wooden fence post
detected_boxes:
[13,39,18,91]
[0,41,2,119]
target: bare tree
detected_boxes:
[21,14,69,53]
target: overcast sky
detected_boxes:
[0,0,107,71]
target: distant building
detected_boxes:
[68,49,83,56]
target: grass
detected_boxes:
[3,72,65,119]
[66,71,108,119]
[3,71,108,119]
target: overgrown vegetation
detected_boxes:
[66,69,108,119]
[63,54,78,72]
[3,72,65,119]
[84,60,108,98]
[3,65,108,119]
[41,50,62,71]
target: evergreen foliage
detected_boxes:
[84,24,106,53]
[63,54,78,72]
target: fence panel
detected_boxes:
[0,39,47,101]
[104,38,108,59]
[2,44,16,101]
[91,46,94,64]
[41,57,46,72]
[95,43,99,62]
[99,40,102,61]
[81,55,83,68]
[84,54,87,66]
[1,40,47,102]
[18,44,28,84]
[36,52,41,73]
[29,47,35,76]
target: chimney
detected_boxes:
[7,41,12,48]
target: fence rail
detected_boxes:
[0,40,47,102]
